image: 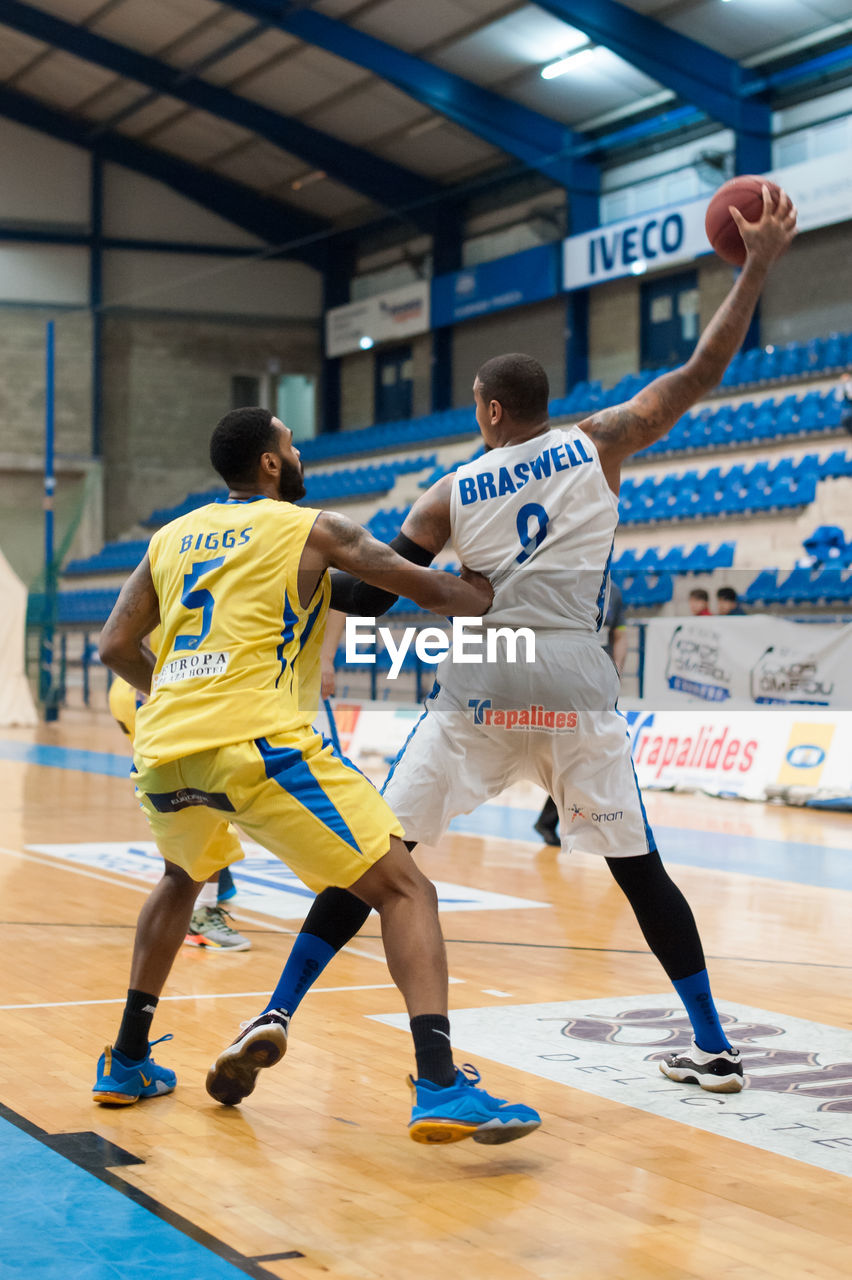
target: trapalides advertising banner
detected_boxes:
[625,707,852,804]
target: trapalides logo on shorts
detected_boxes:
[468,699,578,731]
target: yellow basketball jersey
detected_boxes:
[134,497,329,766]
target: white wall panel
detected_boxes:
[0,119,89,226]
[102,250,321,318]
[103,165,265,247]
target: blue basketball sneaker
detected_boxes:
[92,1034,176,1106]
[408,1064,541,1145]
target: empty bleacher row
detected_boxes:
[619,450,852,523]
[296,329,852,466]
[140,454,437,531]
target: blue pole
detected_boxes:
[40,320,57,716]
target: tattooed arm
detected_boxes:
[99,555,160,694]
[301,499,490,617]
[584,185,798,492]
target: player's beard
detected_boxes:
[278,458,306,502]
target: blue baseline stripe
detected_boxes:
[448,805,852,892]
[0,1119,249,1280]
[0,741,131,776]
[6,739,852,891]
[256,737,361,854]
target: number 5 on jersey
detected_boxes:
[174,557,225,651]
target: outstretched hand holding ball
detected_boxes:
[705,176,797,267]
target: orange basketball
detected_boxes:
[705,175,782,266]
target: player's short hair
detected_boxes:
[475,353,549,423]
[689,588,709,602]
[716,586,739,603]
[210,407,278,485]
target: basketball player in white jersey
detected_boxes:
[244,185,797,1096]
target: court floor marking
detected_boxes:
[0,1099,288,1280]
[4,735,852,890]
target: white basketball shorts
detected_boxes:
[381,631,655,858]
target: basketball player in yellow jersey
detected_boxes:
[93,406,541,1146]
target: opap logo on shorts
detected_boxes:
[468,699,577,731]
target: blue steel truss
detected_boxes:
[531,1,772,171]
[0,0,442,226]
[218,0,599,208]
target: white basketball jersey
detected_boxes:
[449,425,619,633]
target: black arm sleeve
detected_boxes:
[329,531,436,617]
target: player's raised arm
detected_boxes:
[304,505,491,617]
[99,555,160,694]
[584,185,797,487]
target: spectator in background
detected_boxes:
[688,588,712,616]
[534,581,626,847]
[716,586,746,615]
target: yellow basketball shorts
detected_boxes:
[132,729,404,891]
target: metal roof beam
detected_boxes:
[534,0,771,147]
[0,0,441,224]
[0,84,330,268]
[219,0,597,194]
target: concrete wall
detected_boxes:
[101,315,320,537]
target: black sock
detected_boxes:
[410,1014,455,1087]
[114,989,159,1061]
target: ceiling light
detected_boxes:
[291,169,326,191]
[541,47,596,79]
[630,260,648,275]
[359,336,374,350]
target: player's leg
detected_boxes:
[93,859,202,1105]
[185,825,250,951]
[93,768,236,1105]
[605,851,742,1092]
[254,691,513,1034]
[546,703,742,1094]
[207,734,539,1143]
[533,794,560,846]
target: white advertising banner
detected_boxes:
[323,693,852,808]
[325,280,430,357]
[642,615,852,711]
[563,197,710,289]
[627,706,852,804]
[562,148,852,290]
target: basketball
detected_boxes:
[705,175,782,266]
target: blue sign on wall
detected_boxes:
[432,243,559,327]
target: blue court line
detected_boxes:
[449,805,852,893]
[0,1117,256,1280]
[0,740,132,777]
[6,738,852,893]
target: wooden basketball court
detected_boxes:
[1,708,851,1279]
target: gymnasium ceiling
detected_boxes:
[0,0,850,257]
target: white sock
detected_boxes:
[196,880,218,909]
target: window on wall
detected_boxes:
[640,270,699,370]
[275,374,316,441]
[230,373,317,440]
[231,375,261,408]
